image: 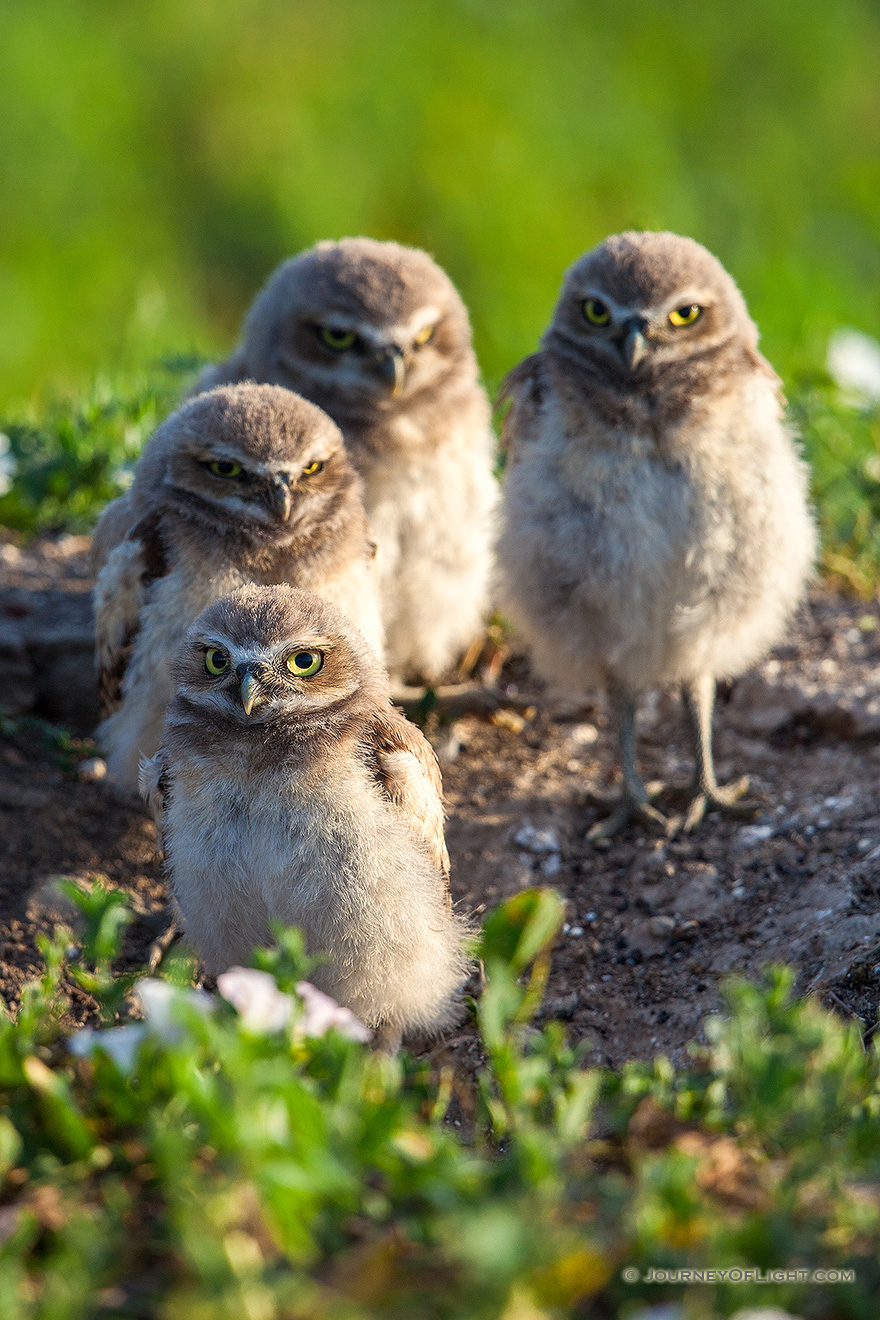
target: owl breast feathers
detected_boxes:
[93,383,384,791]
[193,237,498,682]
[140,584,470,1039]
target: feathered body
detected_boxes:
[93,384,383,790]
[195,238,497,681]
[141,585,469,1039]
[498,231,815,831]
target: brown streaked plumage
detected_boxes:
[193,238,498,682]
[93,383,383,791]
[140,584,469,1043]
[497,231,816,837]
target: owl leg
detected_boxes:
[680,674,753,832]
[373,1022,403,1054]
[587,687,671,841]
[147,915,183,973]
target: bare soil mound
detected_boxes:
[2,534,879,1062]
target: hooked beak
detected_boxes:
[618,317,649,371]
[374,347,407,397]
[268,474,294,522]
[238,668,263,717]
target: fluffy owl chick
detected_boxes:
[93,383,383,792]
[140,583,470,1045]
[498,231,815,836]
[194,237,497,683]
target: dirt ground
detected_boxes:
[2,534,880,1064]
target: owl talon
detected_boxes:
[584,780,667,810]
[587,795,672,843]
[147,918,182,973]
[679,777,757,833]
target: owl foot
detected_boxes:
[677,776,757,834]
[586,792,673,843]
[147,917,182,973]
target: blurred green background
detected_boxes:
[2,0,880,577]
[2,0,879,405]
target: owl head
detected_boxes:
[232,238,477,416]
[167,584,388,742]
[545,231,759,384]
[136,383,359,544]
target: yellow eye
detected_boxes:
[669,304,703,327]
[205,647,229,676]
[413,324,435,346]
[583,298,611,326]
[319,326,356,351]
[286,649,323,678]
[208,460,243,478]
[302,460,324,477]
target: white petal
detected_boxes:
[136,978,212,1040]
[217,967,294,1033]
[295,981,372,1043]
[68,1024,148,1073]
[827,328,880,402]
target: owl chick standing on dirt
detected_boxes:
[498,231,815,837]
[140,584,469,1048]
[194,238,497,683]
[92,383,383,791]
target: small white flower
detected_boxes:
[67,982,213,1071]
[216,967,295,1033]
[0,434,15,498]
[68,1024,148,1073]
[135,978,212,1040]
[217,968,370,1041]
[112,463,136,491]
[68,980,212,1071]
[295,981,372,1043]
[827,328,880,404]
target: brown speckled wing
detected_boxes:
[90,492,137,575]
[497,352,547,458]
[94,513,169,718]
[138,748,170,855]
[366,707,451,899]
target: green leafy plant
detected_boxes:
[1,881,879,1318]
[789,375,880,593]
[0,360,198,534]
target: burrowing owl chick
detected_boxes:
[194,238,497,683]
[93,383,383,791]
[498,231,815,836]
[140,584,470,1046]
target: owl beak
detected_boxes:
[619,317,649,371]
[268,475,294,522]
[238,669,263,717]
[374,347,407,397]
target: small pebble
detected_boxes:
[78,757,107,782]
[567,722,598,747]
[514,823,561,854]
[647,915,676,939]
[738,823,774,846]
[491,708,526,734]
